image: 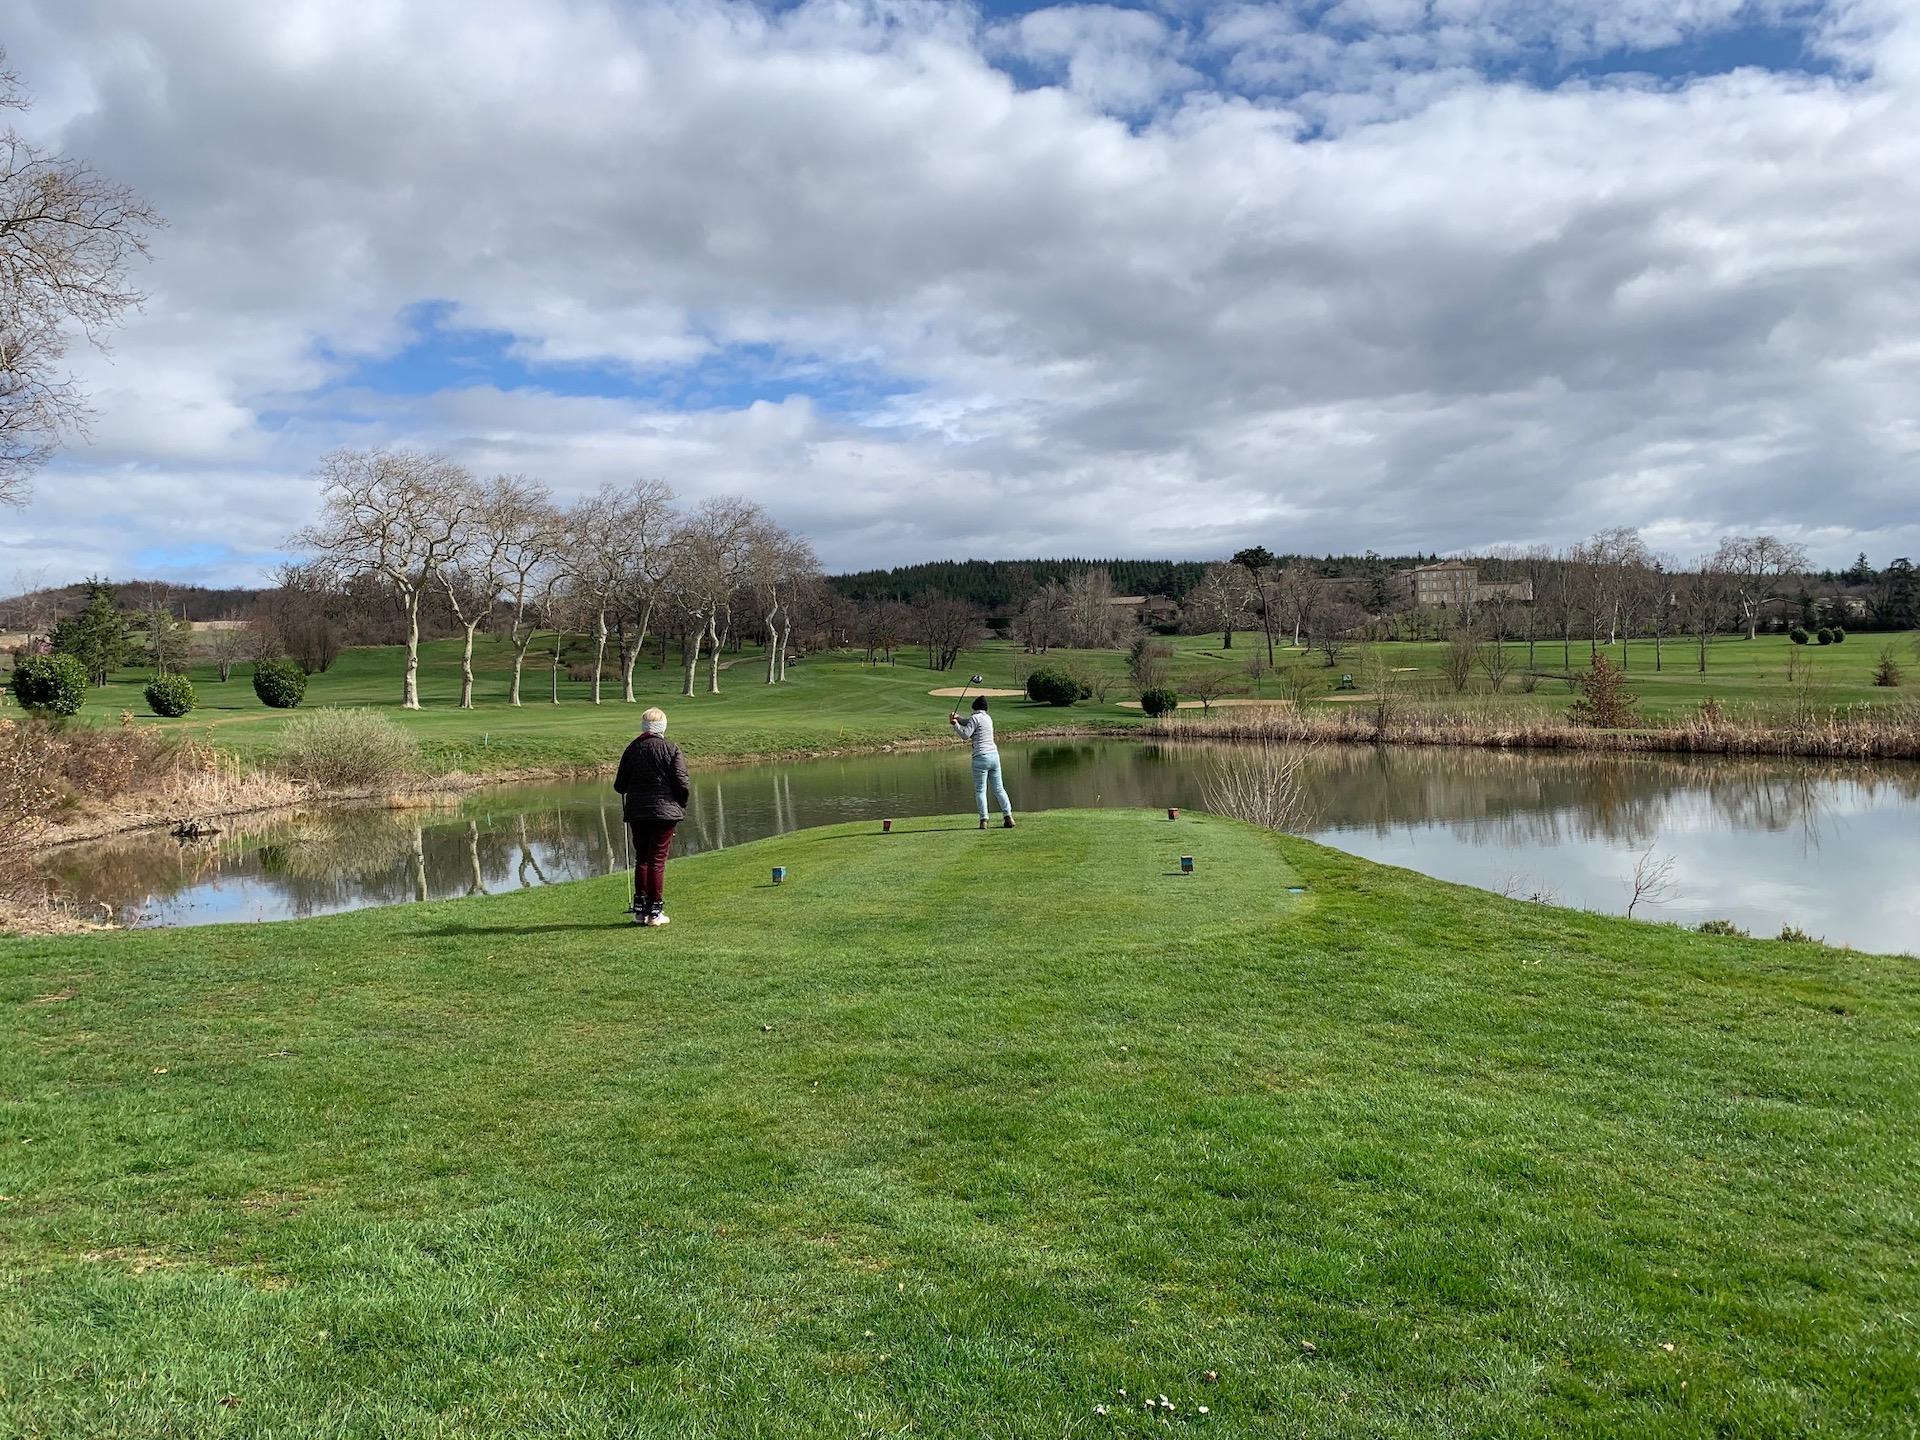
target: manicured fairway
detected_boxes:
[3,813,1915,1437]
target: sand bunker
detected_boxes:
[928,687,1028,698]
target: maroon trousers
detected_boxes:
[628,821,678,914]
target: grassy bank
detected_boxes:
[3,813,1915,1437]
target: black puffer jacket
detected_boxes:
[613,734,692,823]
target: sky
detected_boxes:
[4,0,1919,586]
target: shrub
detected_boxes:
[1138,687,1180,717]
[1832,625,1847,644]
[1778,923,1819,944]
[1696,918,1748,938]
[9,655,87,716]
[252,658,308,709]
[1815,627,1834,645]
[276,707,419,789]
[1025,667,1084,707]
[1872,645,1903,688]
[1568,653,1638,729]
[1789,627,1809,645]
[143,673,196,718]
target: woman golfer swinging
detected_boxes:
[950,696,1015,830]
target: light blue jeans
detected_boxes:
[973,751,1013,820]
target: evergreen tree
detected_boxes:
[1875,557,1916,630]
[50,579,133,685]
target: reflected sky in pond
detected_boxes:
[38,741,1920,954]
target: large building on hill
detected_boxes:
[1397,561,1532,609]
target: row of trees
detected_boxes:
[1170,531,1847,676]
[292,449,819,708]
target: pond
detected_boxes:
[39,740,1920,954]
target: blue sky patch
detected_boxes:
[317,300,921,419]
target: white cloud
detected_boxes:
[3,0,1919,583]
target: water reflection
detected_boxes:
[38,741,1920,953]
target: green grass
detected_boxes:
[4,812,1915,1437]
[22,627,1920,776]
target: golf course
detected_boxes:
[54,627,1920,778]
[4,810,1916,1436]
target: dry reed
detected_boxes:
[1144,697,1920,762]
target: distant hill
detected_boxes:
[829,554,1438,610]
[0,579,265,632]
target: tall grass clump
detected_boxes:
[277,707,421,790]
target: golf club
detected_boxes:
[949,673,986,722]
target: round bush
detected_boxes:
[252,658,308,709]
[276,707,420,789]
[1024,666,1083,707]
[9,654,87,716]
[1831,625,1847,644]
[1138,686,1180,717]
[143,673,196,718]
[1815,627,1834,645]
[1789,627,1810,645]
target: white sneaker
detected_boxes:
[648,912,671,927]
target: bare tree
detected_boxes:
[1242,649,1269,694]
[1442,625,1478,692]
[0,54,160,505]
[611,483,678,702]
[1186,562,1252,649]
[297,448,474,709]
[250,563,326,668]
[1676,552,1738,674]
[490,483,562,706]
[1574,526,1651,654]
[1477,636,1514,693]
[1714,534,1810,640]
[1540,548,1582,673]
[1015,581,1067,654]
[670,497,760,696]
[1312,599,1364,669]
[1277,566,1326,649]
[1626,845,1679,919]
[1060,567,1129,649]
[208,625,247,683]
[747,524,819,685]
[1516,545,1555,670]
[566,481,674,706]
[913,592,982,671]
[1187,666,1241,712]
[436,474,559,709]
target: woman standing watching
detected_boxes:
[950,695,1015,830]
[614,707,692,926]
